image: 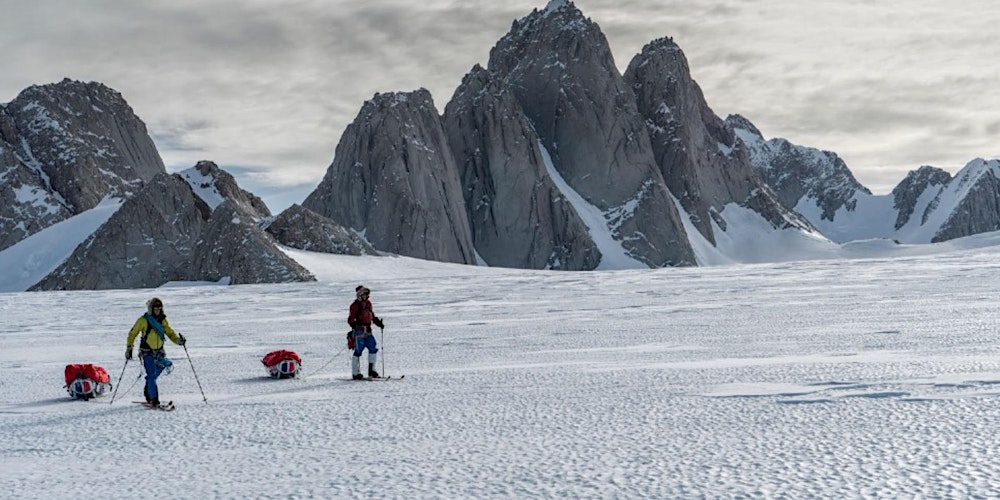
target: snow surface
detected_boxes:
[6,242,1000,497]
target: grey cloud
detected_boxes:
[3,0,998,206]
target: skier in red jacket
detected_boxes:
[348,285,384,379]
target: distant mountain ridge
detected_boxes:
[731,116,1000,244]
[3,0,1000,291]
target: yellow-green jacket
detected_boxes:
[127,315,181,351]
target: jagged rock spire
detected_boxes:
[302,89,476,264]
[626,38,812,244]
[486,2,695,266]
[443,64,600,270]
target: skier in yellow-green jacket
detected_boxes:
[126,297,186,406]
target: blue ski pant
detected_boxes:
[353,331,378,357]
[142,352,164,400]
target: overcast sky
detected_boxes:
[3,0,998,211]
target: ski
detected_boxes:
[338,375,404,382]
[133,400,175,411]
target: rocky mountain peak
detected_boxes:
[179,160,270,219]
[543,0,571,14]
[625,37,811,245]
[363,88,437,118]
[517,0,588,31]
[302,88,477,264]
[490,0,610,82]
[635,37,684,63]
[930,159,1000,242]
[483,0,695,266]
[2,77,163,213]
[725,114,763,140]
[728,115,869,224]
[891,165,951,231]
[0,79,165,252]
[443,63,601,270]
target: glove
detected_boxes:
[346,331,356,349]
[373,317,384,329]
[178,334,187,346]
[125,346,133,361]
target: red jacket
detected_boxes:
[349,299,376,332]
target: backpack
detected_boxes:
[261,350,302,379]
[64,364,112,400]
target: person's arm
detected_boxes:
[125,317,145,359]
[126,317,146,349]
[348,302,358,329]
[161,318,186,345]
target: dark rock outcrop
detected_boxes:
[179,160,270,218]
[31,173,206,290]
[2,79,163,212]
[32,165,316,291]
[189,200,315,285]
[930,159,1000,242]
[728,114,869,222]
[0,141,72,251]
[267,204,377,255]
[891,166,951,230]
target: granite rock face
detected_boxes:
[32,165,316,291]
[730,113,870,224]
[302,89,476,264]
[891,165,952,230]
[179,160,270,218]
[626,40,812,245]
[0,141,72,251]
[485,1,695,266]
[443,65,600,270]
[189,200,315,285]
[0,79,164,250]
[928,159,1000,243]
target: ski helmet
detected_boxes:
[355,285,370,299]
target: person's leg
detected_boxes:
[352,334,365,379]
[366,336,379,378]
[142,354,162,403]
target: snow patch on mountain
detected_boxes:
[794,192,896,243]
[179,166,225,210]
[0,197,123,292]
[538,141,644,269]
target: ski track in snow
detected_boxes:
[4,247,1000,497]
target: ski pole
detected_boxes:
[109,359,129,405]
[182,344,208,403]
[380,326,385,377]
